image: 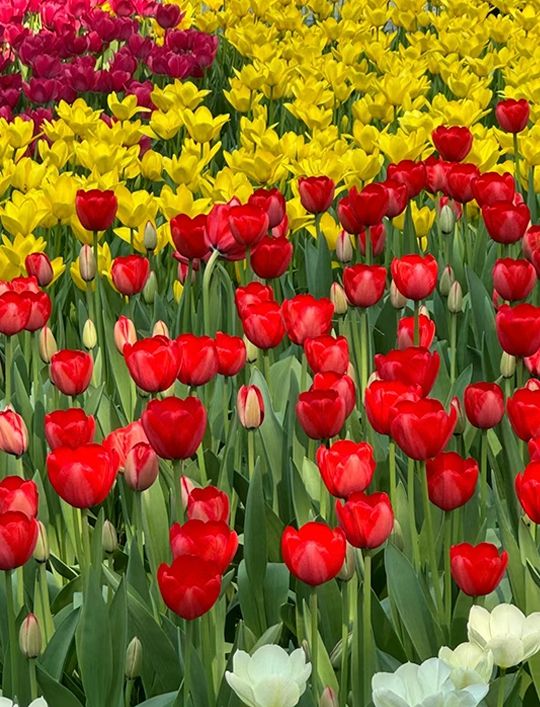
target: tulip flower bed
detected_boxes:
[5,1,540,706]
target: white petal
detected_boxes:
[232,650,252,681]
[372,687,410,707]
[489,604,525,639]
[467,606,491,648]
[248,645,290,682]
[29,701,48,707]
[226,671,258,707]
[486,636,524,668]
[251,676,301,707]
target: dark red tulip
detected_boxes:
[176,334,219,387]
[496,304,540,357]
[25,252,53,287]
[391,254,438,301]
[343,264,386,308]
[374,347,440,396]
[515,461,540,523]
[170,520,238,573]
[0,512,39,570]
[158,556,222,620]
[350,183,390,226]
[111,255,150,296]
[103,420,149,472]
[358,223,387,257]
[248,188,286,229]
[495,98,530,133]
[364,380,422,435]
[44,408,96,450]
[482,202,530,244]
[0,477,38,517]
[507,387,540,441]
[187,485,230,523]
[50,349,93,396]
[387,160,426,199]
[446,163,480,203]
[142,396,207,459]
[228,204,269,247]
[450,542,508,596]
[390,397,457,460]
[472,172,515,206]
[381,179,408,218]
[0,291,31,335]
[281,294,334,345]
[155,3,181,28]
[463,382,504,429]
[304,335,349,375]
[316,440,375,498]
[235,282,275,319]
[298,176,335,214]
[214,332,246,376]
[47,444,117,508]
[124,336,179,393]
[281,521,346,585]
[426,452,478,511]
[336,491,394,549]
[250,236,293,279]
[75,189,118,232]
[206,201,246,261]
[432,125,472,162]
[296,390,347,439]
[311,372,356,417]
[241,301,285,349]
[396,314,435,349]
[170,214,210,260]
[492,258,536,301]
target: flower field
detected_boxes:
[3,0,540,705]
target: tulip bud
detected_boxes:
[439,204,455,235]
[144,221,158,252]
[125,636,143,680]
[439,265,454,296]
[501,351,516,378]
[114,316,137,353]
[79,244,96,282]
[337,541,356,581]
[330,282,348,315]
[390,279,407,309]
[82,319,97,349]
[19,613,42,659]
[447,281,463,313]
[0,408,28,457]
[152,320,169,338]
[33,521,49,563]
[25,252,54,287]
[451,397,466,434]
[124,442,159,491]
[243,336,259,363]
[143,271,157,304]
[319,687,338,707]
[336,231,353,263]
[39,326,57,363]
[237,385,265,429]
[102,520,118,554]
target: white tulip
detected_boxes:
[0,700,48,707]
[371,657,489,707]
[439,642,494,688]
[225,644,311,707]
[468,603,540,668]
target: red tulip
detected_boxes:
[386,160,426,199]
[228,204,269,247]
[47,444,117,508]
[296,390,347,439]
[281,522,346,585]
[311,371,356,417]
[248,188,286,229]
[235,282,275,319]
[0,409,28,457]
[364,380,422,435]
[170,214,210,260]
[50,349,93,396]
[337,194,363,234]
[25,291,51,332]
[426,452,478,511]
[237,385,265,429]
[336,491,394,549]
[529,436,540,461]
[507,387,540,441]
[343,264,386,308]
[111,255,150,296]
[463,382,504,429]
[482,202,530,244]
[176,334,219,387]
[170,520,238,573]
[316,440,375,498]
[142,396,207,459]
[496,304,540,357]
[304,335,349,375]
[492,258,536,301]
[450,542,508,596]
[391,254,438,301]
[25,252,53,287]
[124,336,179,393]
[155,3,181,28]
[250,236,293,279]
[158,556,222,620]
[114,315,137,352]
[390,397,457,460]
[0,512,39,570]
[374,347,440,397]
[298,176,335,214]
[446,163,480,203]
[206,201,246,261]
[241,302,285,350]
[515,461,540,523]
[103,420,149,471]
[0,291,31,335]
[432,125,472,162]
[381,179,408,218]
[0,477,38,517]
[396,314,435,349]
[124,442,159,491]
[495,98,530,133]
[186,485,230,523]
[472,172,515,206]
[350,183,389,226]
[281,294,334,345]
[358,223,387,257]
[44,408,96,450]
[424,156,452,194]
[214,332,246,376]
[75,189,118,231]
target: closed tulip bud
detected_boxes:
[114,316,137,353]
[25,252,54,287]
[448,281,463,313]
[33,521,49,563]
[125,636,143,680]
[144,221,158,252]
[124,442,159,491]
[330,282,348,315]
[439,265,454,296]
[337,541,356,580]
[336,231,353,263]
[0,409,28,457]
[102,520,118,554]
[19,613,41,659]
[39,326,57,363]
[79,244,96,282]
[390,280,407,309]
[439,203,455,235]
[152,320,169,338]
[243,336,259,363]
[237,385,264,429]
[501,351,516,378]
[320,687,338,707]
[82,319,97,349]
[143,271,157,304]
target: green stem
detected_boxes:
[480,430,488,511]
[202,249,220,335]
[247,430,255,480]
[310,589,319,702]
[340,581,350,707]
[133,492,144,558]
[420,461,444,618]
[363,552,372,707]
[449,313,457,384]
[32,335,41,405]
[124,678,134,707]
[196,444,207,485]
[183,619,194,706]
[72,506,85,581]
[6,570,18,700]
[413,300,420,346]
[513,133,522,194]
[29,659,38,701]
[497,669,506,707]
[300,352,308,391]
[81,509,91,575]
[5,335,13,404]
[388,441,397,510]
[444,512,452,633]
[407,458,420,570]
[39,563,53,644]
[360,309,369,399]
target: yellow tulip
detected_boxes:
[0,192,50,237]
[158,184,211,220]
[182,107,229,143]
[107,93,150,121]
[116,187,159,230]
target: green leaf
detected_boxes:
[135,693,177,707]
[37,664,84,707]
[40,606,80,679]
[244,462,267,588]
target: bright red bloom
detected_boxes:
[158,556,222,620]
[142,396,207,459]
[424,156,452,194]
[235,282,275,319]
[250,236,293,279]
[124,336,179,393]
[124,442,159,492]
[304,335,349,375]
[482,202,530,244]
[336,491,394,549]
[0,512,39,570]
[281,521,346,585]
[50,349,93,396]
[296,390,347,439]
[426,452,478,511]
[432,125,473,162]
[337,194,363,234]
[47,444,117,508]
[492,258,536,301]
[311,372,356,417]
[170,520,238,573]
[496,304,540,357]
[374,347,440,397]
[44,408,96,450]
[446,163,480,203]
[0,291,31,335]
[343,264,386,308]
[111,255,150,296]
[386,160,426,199]
[463,382,504,429]
[450,542,508,596]
[391,254,438,301]
[241,302,285,350]
[390,397,457,460]
[187,486,230,523]
[25,252,53,287]
[507,387,540,441]
[298,176,335,214]
[396,314,435,349]
[381,179,408,218]
[103,420,149,471]
[0,409,28,457]
[358,223,387,257]
[350,183,389,226]
[214,332,246,376]
[516,461,540,523]
[472,172,515,206]
[495,98,530,133]
[25,291,51,332]
[364,380,422,435]
[206,201,246,261]
[248,188,286,229]
[0,477,38,517]
[228,204,269,247]
[316,440,375,498]
[281,294,334,345]
[170,214,210,260]
[75,189,118,231]
[176,334,219,387]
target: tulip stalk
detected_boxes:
[388,441,397,510]
[202,249,220,335]
[310,589,319,702]
[513,134,522,195]
[362,551,372,707]
[407,458,420,569]
[497,669,506,707]
[4,335,13,404]
[247,430,255,480]
[339,580,350,707]
[449,313,457,384]
[5,570,18,699]
[183,619,194,707]
[444,513,452,631]
[419,461,444,618]
[480,430,488,510]
[413,300,420,346]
